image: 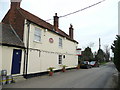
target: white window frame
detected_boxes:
[58,55,62,64]
[59,38,62,47]
[34,27,41,42]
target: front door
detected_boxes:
[11,49,22,74]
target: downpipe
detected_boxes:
[24,20,30,79]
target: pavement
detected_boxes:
[2,62,118,88]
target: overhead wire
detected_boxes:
[45,0,105,21]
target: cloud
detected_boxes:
[0,0,118,52]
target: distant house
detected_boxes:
[1,0,78,77]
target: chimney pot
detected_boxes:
[55,13,57,16]
[11,0,22,9]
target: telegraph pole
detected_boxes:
[99,38,101,50]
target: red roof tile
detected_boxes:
[18,8,78,43]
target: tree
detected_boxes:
[96,49,105,62]
[111,35,120,72]
[104,45,110,62]
[82,47,93,61]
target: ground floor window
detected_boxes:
[58,55,62,64]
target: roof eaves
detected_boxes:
[0,43,25,48]
[17,8,78,44]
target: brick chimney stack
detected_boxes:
[11,0,22,9]
[69,24,74,39]
[53,13,59,31]
[9,0,22,24]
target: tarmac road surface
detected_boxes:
[3,62,117,88]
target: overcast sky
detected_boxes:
[0,0,119,53]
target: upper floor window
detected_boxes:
[34,27,41,42]
[59,38,62,47]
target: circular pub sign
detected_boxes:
[49,38,54,43]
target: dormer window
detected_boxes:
[34,27,41,42]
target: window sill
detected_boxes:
[33,40,42,44]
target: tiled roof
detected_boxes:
[0,23,24,47]
[18,8,78,43]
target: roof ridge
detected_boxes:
[16,8,78,43]
[18,8,53,27]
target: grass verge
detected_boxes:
[99,61,108,65]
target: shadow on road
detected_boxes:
[118,73,120,89]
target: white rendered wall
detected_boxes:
[24,21,78,74]
[1,46,24,75]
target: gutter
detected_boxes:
[0,43,25,48]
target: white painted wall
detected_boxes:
[0,46,2,72]
[1,46,24,75]
[24,20,78,74]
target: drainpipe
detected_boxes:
[24,20,30,79]
[23,49,26,76]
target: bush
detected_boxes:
[111,35,120,72]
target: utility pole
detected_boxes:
[99,38,101,50]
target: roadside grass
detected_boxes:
[99,61,108,65]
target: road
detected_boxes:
[3,62,117,88]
